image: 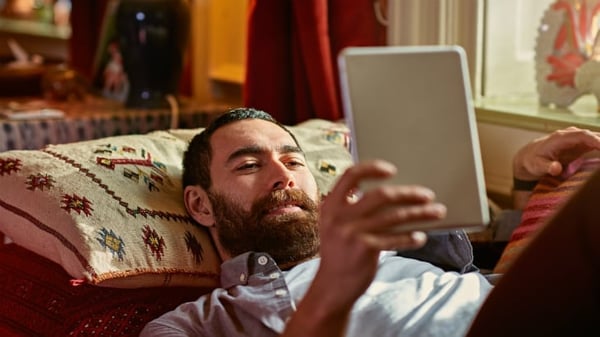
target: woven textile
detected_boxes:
[0,131,221,288]
[0,243,211,337]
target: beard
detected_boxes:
[208,188,320,267]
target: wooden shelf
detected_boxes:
[0,17,71,40]
[475,94,600,132]
[209,64,245,84]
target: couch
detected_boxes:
[0,118,594,336]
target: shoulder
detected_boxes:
[140,290,224,336]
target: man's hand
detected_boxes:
[513,127,600,181]
[281,160,446,337]
[317,159,445,306]
[512,127,600,209]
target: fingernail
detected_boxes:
[422,189,435,199]
[432,203,447,216]
[411,231,427,242]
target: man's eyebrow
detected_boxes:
[226,146,264,164]
[226,144,304,164]
[280,144,304,156]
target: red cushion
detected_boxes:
[0,243,213,337]
[493,158,600,273]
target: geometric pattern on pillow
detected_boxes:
[286,119,352,196]
[0,131,221,288]
[493,157,600,274]
[0,243,212,337]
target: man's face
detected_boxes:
[206,119,321,265]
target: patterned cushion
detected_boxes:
[0,119,352,288]
[0,243,211,337]
[493,157,600,273]
[0,130,220,288]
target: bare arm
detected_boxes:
[281,160,443,337]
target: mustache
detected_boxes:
[251,189,317,216]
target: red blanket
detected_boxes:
[0,243,212,337]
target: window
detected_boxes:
[385,0,556,100]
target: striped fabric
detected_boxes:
[493,157,600,274]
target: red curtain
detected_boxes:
[69,0,110,81]
[244,0,387,125]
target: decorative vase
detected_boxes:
[115,0,190,109]
[534,1,600,108]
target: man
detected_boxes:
[141,108,600,337]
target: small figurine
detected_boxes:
[102,41,129,102]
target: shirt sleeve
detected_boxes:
[140,300,208,337]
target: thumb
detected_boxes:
[546,161,563,176]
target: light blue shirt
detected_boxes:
[141,251,492,337]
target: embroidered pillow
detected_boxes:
[0,130,221,288]
[0,119,353,288]
[493,157,600,274]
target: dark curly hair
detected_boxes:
[182,107,302,190]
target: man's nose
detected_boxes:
[271,162,296,190]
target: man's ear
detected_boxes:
[184,185,215,228]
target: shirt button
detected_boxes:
[269,272,280,279]
[239,273,247,283]
[257,255,269,266]
[275,289,287,297]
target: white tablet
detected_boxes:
[338,45,489,233]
